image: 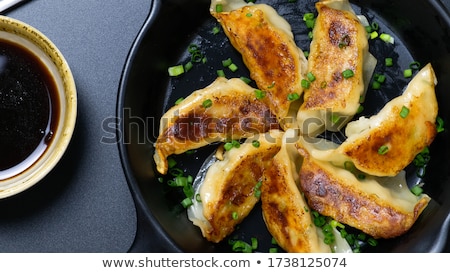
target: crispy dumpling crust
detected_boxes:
[297,0,375,135]
[212,4,307,129]
[193,130,284,243]
[337,63,438,176]
[298,139,431,239]
[261,129,331,252]
[154,77,279,174]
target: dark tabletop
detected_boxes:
[0,0,449,253]
[0,0,150,252]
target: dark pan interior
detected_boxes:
[118,0,450,252]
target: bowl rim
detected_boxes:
[0,15,77,199]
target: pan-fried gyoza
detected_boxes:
[187,130,284,243]
[154,77,279,175]
[153,0,440,253]
[297,0,377,136]
[310,64,438,177]
[297,136,431,239]
[210,0,308,130]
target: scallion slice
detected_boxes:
[168,65,184,77]
[378,145,389,155]
[399,105,410,118]
[202,99,213,108]
[342,69,354,79]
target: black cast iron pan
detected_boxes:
[118,0,450,252]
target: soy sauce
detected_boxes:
[0,39,59,180]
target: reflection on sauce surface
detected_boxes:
[0,39,59,180]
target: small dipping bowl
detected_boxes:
[0,16,77,198]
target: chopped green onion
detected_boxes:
[307,72,316,82]
[369,31,379,39]
[231,240,253,253]
[331,113,341,124]
[338,34,350,48]
[287,93,300,101]
[224,142,233,151]
[217,69,226,77]
[167,157,177,168]
[374,73,386,83]
[215,4,223,13]
[212,26,220,35]
[222,58,232,67]
[372,81,381,90]
[436,116,445,133]
[267,81,275,88]
[252,140,260,148]
[409,61,421,70]
[251,237,258,250]
[181,197,193,208]
[228,63,238,72]
[254,89,266,99]
[403,68,413,78]
[168,65,184,76]
[378,145,389,155]
[356,105,364,114]
[399,105,410,118]
[367,238,378,247]
[195,193,202,202]
[303,51,309,58]
[202,99,213,108]
[411,185,423,196]
[371,22,379,31]
[301,79,311,89]
[269,248,278,253]
[175,98,184,105]
[231,211,238,220]
[240,76,252,84]
[184,61,193,72]
[385,57,393,67]
[342,69,354,79]
[379,33,394,44]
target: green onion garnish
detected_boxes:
[202,99,213,108]
[411,185,423,196]
[252,140,260,148]
[217,69,226,77]
[212,26,220,35]
[385,57,393,67]
[254,89,266,99]
[379,33,394,44]
[240,76,252,84]
[399,106,410,118]
[287,93,300,101]
[307,72,316,82]
[301,79,311,89]
[409,61,421,70]
[403,68,413,78]
[342,69,354,79]
[228,63,238,72]
[181,197,193,208]
[168,65,184,76]
[215,4,223,13]
[222,58,232,67]
[436,116,445,133]
[378,145,389,155]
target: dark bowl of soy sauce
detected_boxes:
[0,16,77,199]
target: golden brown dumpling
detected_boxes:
[297,0,376,136]
[187,130,284,243]
[211,0,308,129]
[154,77,279,174]
[261,129,331,252]
[316,63,438,177]
[297,136,431,239]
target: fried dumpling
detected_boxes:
[297,0,376,136]
[210,0,308,129]
[297,136,431,239]
[187,130,284,243]
[261,129,332,253]
[315,63,438,177]
[154,77,279,174]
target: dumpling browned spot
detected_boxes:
[154,77,280,175]
[297,137,431,239]
[211,3,307,129]
[261,129,331,252]
[188,130,284,243]
[336,63,438,177]
[297,0,376,135]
